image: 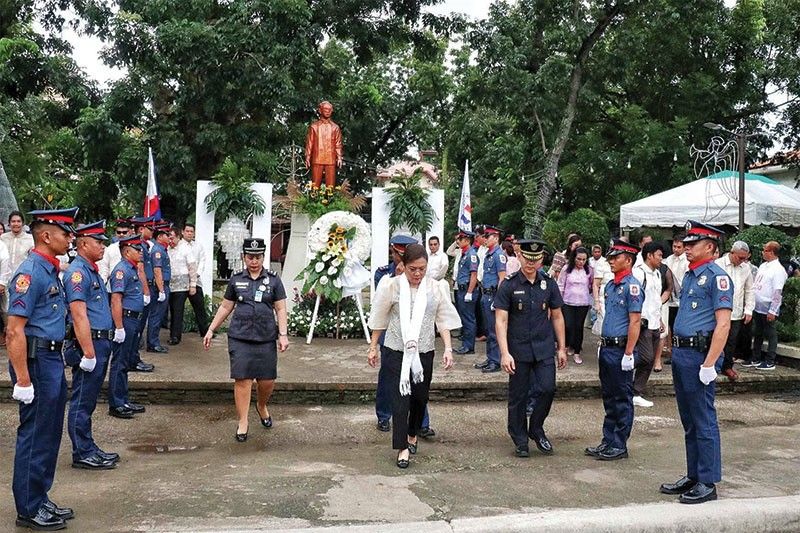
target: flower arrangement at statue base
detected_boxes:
[288,289,369,339]
[278,179,366,220]
[296,211,371,303]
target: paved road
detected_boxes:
[1,394,799,531]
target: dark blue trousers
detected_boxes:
[598,346,634,450]
[67,338,113,461]
[480,293,499,365]
[508,358,555,447]
[671,347,723,484]
[109,316,140,408]
[10,350,68,517]
[455,288,477,351]
[147,285,170,349]
[133,294,152,365]
[376,345,430,427]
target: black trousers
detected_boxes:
[562,304,590,353]
[383,347,434,450]
[169,287,210,341]
[508,358,555,448]
[722,319,742,371]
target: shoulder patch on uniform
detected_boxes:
[70,271,83,284]
[14,274,31,294]
[498,254,507,264]
[716,276,730,291]
[470,255,478,263]
[155,252,162,259]
[115,270,125,280]
[629,284,640,296]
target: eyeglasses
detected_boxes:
[115,231,128,235]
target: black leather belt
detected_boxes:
[26,336,64,354]
[600,336,627,347]
[482,287,497,295]
[123,309,142,319]
[457,284,469,290]
[672,335,711,349]
[91,329,115,340]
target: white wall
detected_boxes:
[194,180,273,293]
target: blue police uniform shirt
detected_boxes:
[494,270,564,362]
[602,271,643,338]
[110,258,145,312]
[374,262,396,286]
[142,241,154,281]
[8,251,68,340]
[151,242,170,282]
[456,247,479,285]
[482,245,507,288]
[63,255,113,330]
[673,260,733,338]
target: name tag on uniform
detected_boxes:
[513,290,525,294]
[235,282,249,289]
[254,290,264,302]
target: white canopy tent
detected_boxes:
[620,171,800,229]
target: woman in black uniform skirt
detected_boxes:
[204,238,289,441]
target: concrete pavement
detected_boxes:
[1,395,800,531]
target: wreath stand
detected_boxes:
[305,292,370,345]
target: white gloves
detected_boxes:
[158,291,166,302]
[13,384,34,404]
[621,353,635,371]
[113,328,126,343]
[79,356,96,372]
[143,294,151,306]
[699,365,717,385]
[464,292,473,302]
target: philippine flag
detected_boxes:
[457,160,472,232]
[143,147,161,219]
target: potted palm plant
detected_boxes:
[385,170,435,237]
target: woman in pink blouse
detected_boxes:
[557,247,593,364]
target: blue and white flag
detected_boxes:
[458,160,472,232]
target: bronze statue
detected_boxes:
[305,101,343,189]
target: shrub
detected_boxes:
[776,277,800,342]
[542,208,611,253]
[730,225,792,265]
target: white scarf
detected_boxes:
[397,275,427,396]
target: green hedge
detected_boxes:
[777,277,800,343]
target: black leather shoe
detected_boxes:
[376,419,390,432]
[481,363,501,373]
[660,476,697,495]
[167,338,180,345]
[514,445,530,458]
[15,507,66,531]
[72,453,116,470]
[255,405,272,428]
[679,482,717,504]
[584,442,609,457]
[147,346,169,353]
[396,452,410,469]
[597,447,628,461]
[473,359,490,369]
[418,427,436,439]
[125,402,146,414]
[131,361,154,372]
[95,449,120,463]
[108,406,135,419]
[407,441,418,455]
[235,431,248,442]
[454,347,475,355]
[42,501,74,520]
[533,436,553,455]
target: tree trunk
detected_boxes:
[528,2,628,235]
[0,156,20,223]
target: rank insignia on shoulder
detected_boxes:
[716,276,729,291]
[267,270,278,277]
[14,274,31,294]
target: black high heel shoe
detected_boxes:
[256,405,272,428]
[235,427,248,442]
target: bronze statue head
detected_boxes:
[318,101,333,119]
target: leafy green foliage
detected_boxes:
[204,157,265,222]
[288,292,369,339]
[386,172,435,236]
[542,208,611,252]
[777,277,800,342]
[730,225,792,265]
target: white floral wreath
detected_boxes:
[307,211,371,262]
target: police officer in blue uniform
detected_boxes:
[129,216,155,371]
[146,222,171,353]
[585,238,642,461]
[660,221,733,504]
[453,230,479,355]
[373,235,433,436]
[108,235,148,419]
[495,239,567,458]
[474,225,506,373]
[7,207,78,531]
[63,220,120,470]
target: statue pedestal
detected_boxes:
[282,212,311,312]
